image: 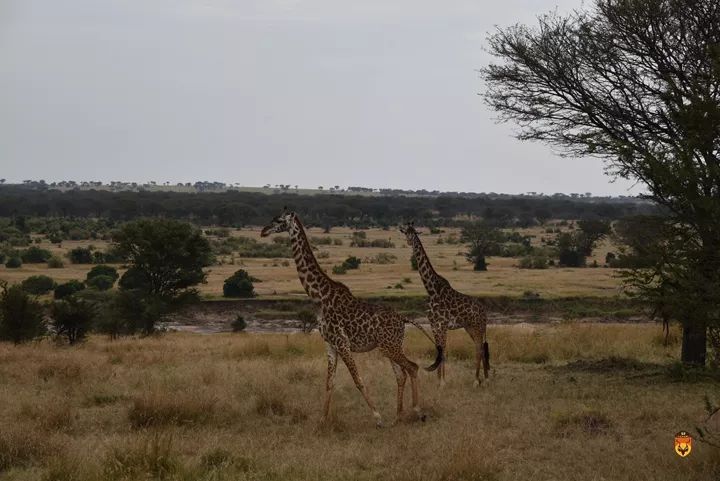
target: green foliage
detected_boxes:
[87,264,119,283]
[4,256,22,268]
[231,315,247,332]
[87,275,116,291]
[114,219,212,299]
[0,282,46,343]
[461,222,505,271]
[331,264,347,275]
[20,246,52,263]
[481,0,720,364]
[50,297,95,344]
[68,247,94,264]
[223,270,256,298]
[47,256,64,268]
[20,275,56,295]
[519,256,549,269]
[341,256,361,270]
[54,280,85,300]
[557,233,586,267]
[112,219,211,334]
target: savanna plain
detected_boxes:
[1,226,719,480]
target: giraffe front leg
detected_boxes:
[337,347,383,427]
[466,325,485,388]
[321,343,338,424]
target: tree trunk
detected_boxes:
[681,321,707,366]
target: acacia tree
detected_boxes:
[482,0,720,365]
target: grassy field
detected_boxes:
[1,324,718,481]
[0,225,624,300]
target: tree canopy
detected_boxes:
[482,0,720,364]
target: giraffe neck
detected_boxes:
[410,232,447,297]
[288,216,334,301]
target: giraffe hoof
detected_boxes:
[420,413,427,422]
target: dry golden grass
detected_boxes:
[1,226,624,299]
[0,324,718,480]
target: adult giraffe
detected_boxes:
[400,222,490,387]
[260,210,442,426]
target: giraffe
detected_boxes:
[399,222,490,387]
[260,210,442,427]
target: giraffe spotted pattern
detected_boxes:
[261,210,441,426]
[400,222,490,387]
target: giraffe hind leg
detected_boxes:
[466,326,486,387]
[321,343,338,424]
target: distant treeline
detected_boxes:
[0,185,659,227]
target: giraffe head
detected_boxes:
[260,208,294,237]
[398,221,419,246]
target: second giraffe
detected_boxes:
[400,222,490,387]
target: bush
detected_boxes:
[87,275,116,291]
[20,275,56,295]
[341,256,361,270]
[67,247,93,264]
[5,257,22,269]
[0,282,46,343]
[333,238,343,246]
[332,264,347,275]
[54,280,85,300]
[20,246,52,263]
[47,256,64,268]
[86,265,119,283]
[297,309,317,333]
[519,256,549,269]
[310,236,332,245]
[50,297,95,344]
[223,270,256,298]
[232,315,247,332]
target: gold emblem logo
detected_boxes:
[674,431,692,457]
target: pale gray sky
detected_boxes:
[0,0,638,195]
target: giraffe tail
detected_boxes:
[405,319,443,372]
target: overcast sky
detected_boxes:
[0,0,639,195]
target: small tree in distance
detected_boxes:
[0,281,46,343]
[223,270,256,298]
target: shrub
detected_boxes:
[47,256,64,268]
[310,236,332,245]
[519,256,549,269]
[333,238,343,246]
[297,309,317,333]
[232,315,247,332]
[20,246,52,263]
[223,270,256,298]
[0,282,46,343]
[332,264,347,275]
[316,251,330,259]
[54,280,85,300]
[5,256,22,268]
[67,247,93,264]
[342,256,361,270]
[20,275,56,295]
[86,264,119,283]
[87,275,116,291]
[50,297,95,344]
